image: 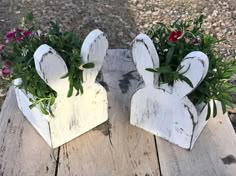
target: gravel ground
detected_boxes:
[0,0,236,51]
[0,0,236,122]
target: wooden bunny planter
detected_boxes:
[14,29,108,148]
[130,34,210,150]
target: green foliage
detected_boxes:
[147,16,236,119]
[0,14,94,116]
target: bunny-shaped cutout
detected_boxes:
[130,33,209,149]
[14,29,108,148]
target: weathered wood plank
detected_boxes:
[156,107,236,176]
[2,49,235,176]
[0,88,57,176]
[57,49,160,176]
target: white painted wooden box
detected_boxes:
[14,29,108,148]
[130,33,212,150]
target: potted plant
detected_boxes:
[0,13,109,148]
[130,16,236,150]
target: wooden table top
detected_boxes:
[0,49,236,176]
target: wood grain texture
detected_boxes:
[57,49,160,176]
[156,106,236,176]
[130,33,210,149]
[0,88,57,176]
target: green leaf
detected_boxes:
[146,68,157,73]
[221,98,234,109]
[49,21,60,35]
[153,66,173,74]
[39,103,49,115]
[61,72,69,79]
[167,42,176,47]
[222,72,233,79]
[171,17,181,28]
[79,70,84,83]
[181,76,194,88]
[29,98,34,102]
[77,81,83,95]
[213,100,217,117]
[226,87,236,93]
[26,12,34,22]
[67,84,73,97]
[29,103,37,109]
[206,102,211,120]
[221,93,233,103]
[221,101,227,114]
[82,63,95,69]
[49,108,55,117]
[166,47,175,64]
[49,96,56,106]
[63,32,74,41]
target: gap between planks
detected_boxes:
[154,136,163,176]
[54,147,60,176]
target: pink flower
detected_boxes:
[6,31,16,40]
[5,39,10,43]
[192,38,199,45]
[1,67,11,76]
[5,28,32,43]
[0,44,4,52]
[16,35,24,41]
[16,28,24,32]
[23,31,32,37]
[168,31,183,42]
[5,30,17,43]
[4,61,12,68]
[0,60,12,78]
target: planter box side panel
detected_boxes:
[49,84,108,148]
[14,87,52,147]
[130,89,195,149]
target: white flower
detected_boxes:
[37,30,42,36]
[163,49,168,52]
[21,48,29,57]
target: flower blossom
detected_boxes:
[168,31,183,42]
[0,61,12,78]
[5,28,32,43]
[1,67,11,77]
[23,31,32,36]
[0,44,4,52]
[192,38,199,45]
[4,61,12,68]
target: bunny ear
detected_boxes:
[80,29,108,83]
[173,51,209,98]
[34,44,70,94]
[132,33,160,87]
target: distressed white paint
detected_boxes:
[130,33,213,150]
[14,29,109,148]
